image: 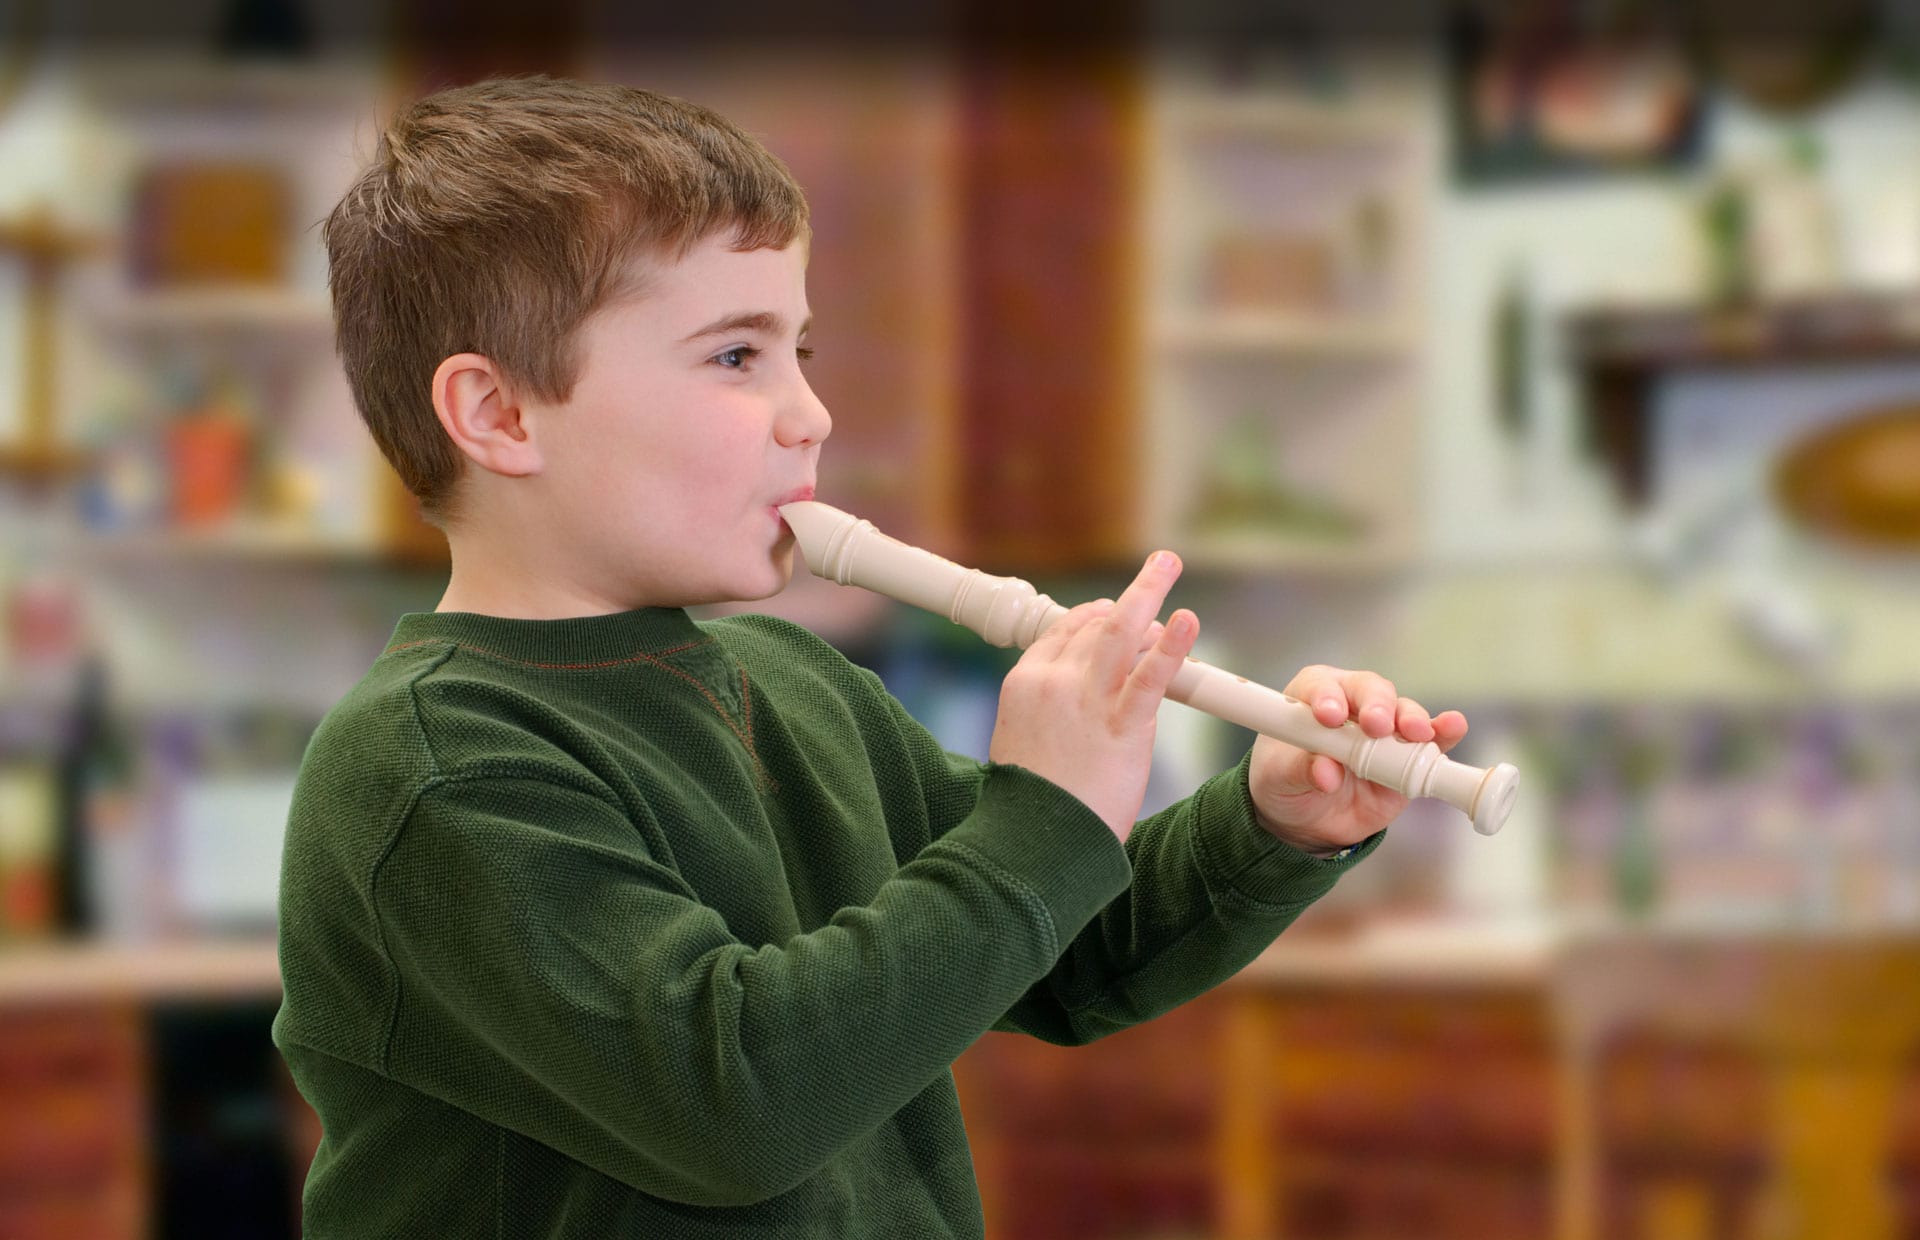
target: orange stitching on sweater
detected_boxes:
[616,653,772,794]
[739,668,776,794]
[631,651,752,744]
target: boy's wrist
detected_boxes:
[1253,804,1357,860]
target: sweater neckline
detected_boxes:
[386,606,708,666]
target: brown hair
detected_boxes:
[324,75,810,524]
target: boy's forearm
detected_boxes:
[870,667,1378,1045]
[994,750,1382,1045]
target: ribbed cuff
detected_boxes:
[937,763,1133,946]
[1188,749,1385,908]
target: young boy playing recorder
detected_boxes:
[273,75,1470,1238]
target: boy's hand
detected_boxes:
[988,552,1199,843]
[1248,666,1469,857]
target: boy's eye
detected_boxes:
[713,345,815,369]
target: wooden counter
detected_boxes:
[0,920,1550,1007]
[0,938,283,1007]
[6,928,1920,1239]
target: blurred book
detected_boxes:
[128,162,292,288]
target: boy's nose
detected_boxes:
[777,377,832,448]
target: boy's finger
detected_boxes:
[1431,709,1469,753]
[1287,665,1353,729]
[1394,696,1435,743]
[1287,666,1398,736]
[1343,671,1399,737]
[1028,598,1113,659]
[1100,551,1181,670]
[1119,608,1198,724]
[1259,736,1320,797]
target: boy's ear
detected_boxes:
[431,353,543,478]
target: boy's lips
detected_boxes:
[771,485,816,532]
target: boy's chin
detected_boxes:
[732,547,801,603]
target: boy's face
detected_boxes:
[528,235,829,610]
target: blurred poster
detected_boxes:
[1448,0,1703,184]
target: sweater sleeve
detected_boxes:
[363,765,1129,1208]
[855,667,1381,1045]
[995,746,1384,1045]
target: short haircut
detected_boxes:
[324,75,810,524]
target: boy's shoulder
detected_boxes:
[293,641,461,815]
[302,635,605,791]
[305,641,442,766]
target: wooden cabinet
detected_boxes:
[954,980,1557,1240]
[0,1004,146,1240]
[955,54,1145,571]
[0,946,316,1240]
[1557,938,1920,1240]
[1260,987,1556,1240]
[956,939,1920,1240]
[959,994,1225,1239]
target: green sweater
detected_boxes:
[273,606,1378,1237]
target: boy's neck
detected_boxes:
[435,531,662,621]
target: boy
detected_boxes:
[274,75,1469,1238]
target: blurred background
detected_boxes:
[5,0,1920,1236]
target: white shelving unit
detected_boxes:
[86,287,335,339]
[56,522,403,566]
[1153,310,1414,357]
[0,57,450,722]
[1138,60,1431,574]
[56,57,425,568]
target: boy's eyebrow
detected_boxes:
[678,311,812,344]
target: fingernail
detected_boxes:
[1150,551,1171,569]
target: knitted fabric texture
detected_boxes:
[273,605,1379,1237]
